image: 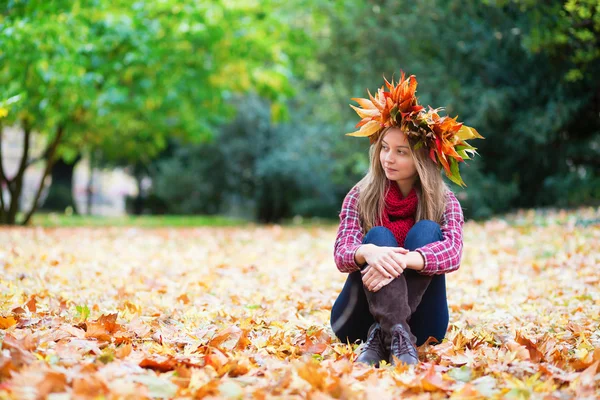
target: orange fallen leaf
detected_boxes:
[25,296,37,313]
[115,343,132,359]
[85,313,122,342]
[176,293,191,304]
[0,316,17,329]
[515,331,544,362]
[419,363,453,392]
[36,370,67,397]
[301,335,328,355]
[139,355,178,372]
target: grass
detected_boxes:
[26,212,339,228]
[28,212,250,228]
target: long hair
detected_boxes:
[355,127,449,233]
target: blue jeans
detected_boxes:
[330,220,449,346]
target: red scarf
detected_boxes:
[378,180,418,247]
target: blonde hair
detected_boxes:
[356,127,449,233]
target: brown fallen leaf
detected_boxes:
[301,334,328,355]
[72,374,110,398]
[115,342,132,359]
[25,296,37,313]
[36,370,67,397]
[574,360,600,397]
[296,359,327,391]
[1,209,599,399]
[139,355,178,372]
[515,330,544,362]
[85,313,123,342]
[419,363,453,392]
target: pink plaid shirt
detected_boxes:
[333,185,464,275]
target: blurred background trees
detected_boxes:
[1,0,598,225]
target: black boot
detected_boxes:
[363,270,432,364]
[389,323,419,365]
[355,323,388,367]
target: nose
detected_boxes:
[385,150,395,164]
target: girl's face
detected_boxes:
[379,128,418,183]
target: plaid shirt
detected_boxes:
[333,186,464,275]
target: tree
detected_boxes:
[313,0,600,217]
[0,0,318,224]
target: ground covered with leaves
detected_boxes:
[1,207,599,399]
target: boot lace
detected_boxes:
[391,326,417,358]
[363,325,386,357]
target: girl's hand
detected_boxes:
[361,265,393,292]
[363,246,408,279]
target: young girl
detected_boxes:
[330,72,483,367]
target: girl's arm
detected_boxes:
[333,186,364,273]
[413,191,465,275]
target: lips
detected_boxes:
[385,167,397,172]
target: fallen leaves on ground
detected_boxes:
[0,207,599,399]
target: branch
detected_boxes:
[15,119,31,181]
[21,124,65,225]
[0,178,4,222]
[25,154,47,169]
[569,155,600,169]
[0,122,5,220]
[0,120,7,186]
[7,120,31,218]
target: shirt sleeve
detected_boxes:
[333,186,364,273]
[414,190,464,275]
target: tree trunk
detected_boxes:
[40,153,81,213]
[257,177,291,223]
[4,120,32,225]
[21,124,66,225]
[0,122,6,224]
[86,150,96,215]
[130,162,147,215]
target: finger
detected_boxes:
[363,271,376,286]
[367,273,383,290]
[370,277,383,292]
[365,277,376,291]
[362,273,374,287]
[383,256,403,277]
[372,279,384,292]
[360,265,370,275]
[393,247,409,254]
[361,272,370,286]
[367,275,380,289]
[380,256,400,277]
[363,266,377,280]
[389,253,406,273]
[374,277,392,292]
[374,262,395,279]
[395,255,408,271]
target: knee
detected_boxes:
[405,220,442,249]
[363,226,398,247]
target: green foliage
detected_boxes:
[151,141,227,215]
[3,0,599,223]
[542,169,600,207]
[151,93,348,221]
[0,0,319,224]
[312,0,599,217]
[75,304,90,322]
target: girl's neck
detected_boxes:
[394,178,417,198]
